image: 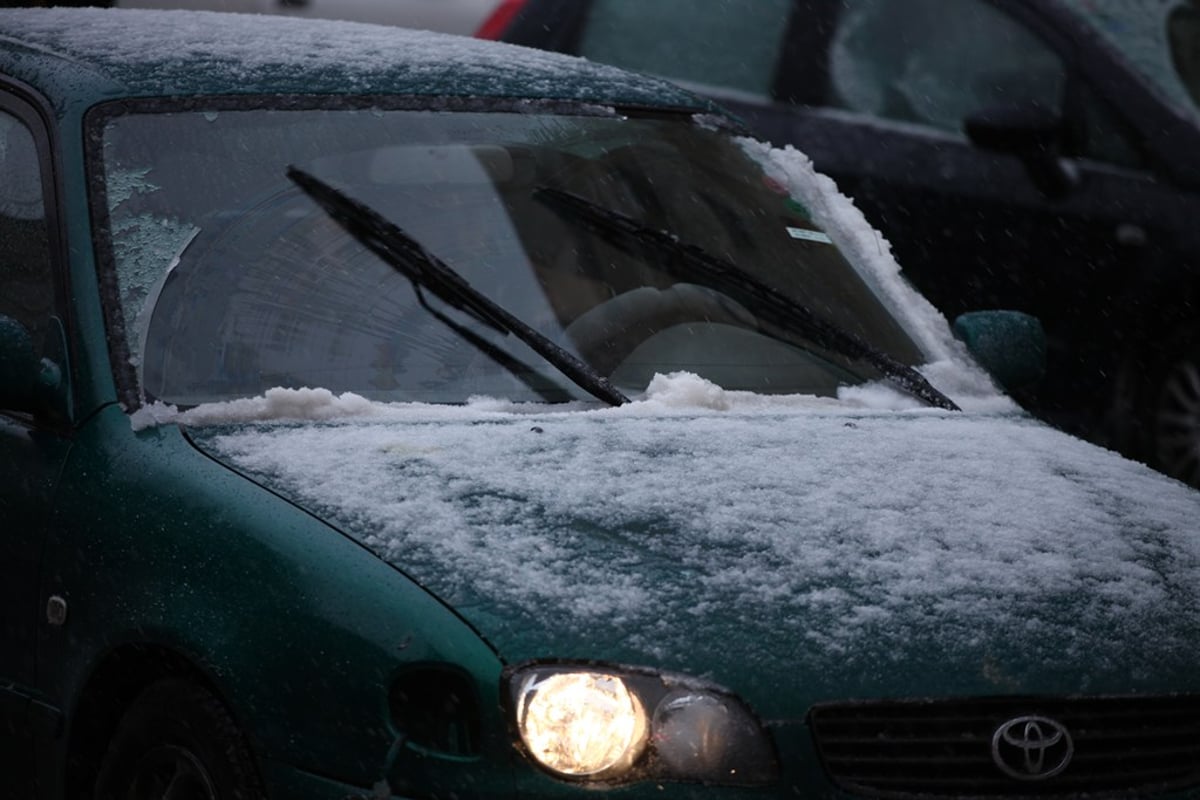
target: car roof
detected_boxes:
[0,8,711,117]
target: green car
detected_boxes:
[3,8,1200,800]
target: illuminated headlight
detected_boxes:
[507,663,777,785]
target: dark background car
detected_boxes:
[486,0,1200,488]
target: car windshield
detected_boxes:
[94,100,925,407]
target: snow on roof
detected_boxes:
[0,8,704,110]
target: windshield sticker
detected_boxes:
[787,227,832,244]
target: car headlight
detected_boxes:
[506,663,777,785]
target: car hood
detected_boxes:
[188,403,1200,719]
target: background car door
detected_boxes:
[0,98,71,799]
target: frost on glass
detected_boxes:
[104,164,200,368]
[829,0,1065,132]
[1059,0,1199,120]
[0,114,44,222]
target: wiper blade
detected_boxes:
[536,187,959,411]
[287,167,629,407]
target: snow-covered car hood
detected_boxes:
[187,386,1200,719]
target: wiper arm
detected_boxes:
[287,167,629,407]
[536,187,959,411]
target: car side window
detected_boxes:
[575,0,792,99]
[827,0,1066,132]
[825,0,1146,169]
[0,109,52,353]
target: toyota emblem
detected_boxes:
[991,715,1074,780]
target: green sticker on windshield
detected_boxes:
[785,197,814,218]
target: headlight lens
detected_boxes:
[507,663,776,786]
[515,671,647,776]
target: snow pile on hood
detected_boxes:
[131,369,1010,431]
[131,387,381,430]
[643,371,733,410]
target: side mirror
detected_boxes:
[964,103,1080,197]
[953,310,1046,392]
[0,314,63,413]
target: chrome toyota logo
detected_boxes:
[991,716,1074,780]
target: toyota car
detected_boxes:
[2,9,1199,800]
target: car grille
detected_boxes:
[808,695,1200,797]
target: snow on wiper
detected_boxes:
[535,187,959,412]
[287,167,629,408]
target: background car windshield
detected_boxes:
[97,105,923,406]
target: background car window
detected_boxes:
[576,0,791,98]
[1059,0,1200,121]
[0,110,51,353]
[828,0,1066,132]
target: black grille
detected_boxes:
[809,695,1200,797]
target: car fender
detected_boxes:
[37,403,509,795]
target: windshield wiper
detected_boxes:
[287,167,629,407]
[535,187,959,411]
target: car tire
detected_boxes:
[1150,342,1200,488]
[94,678,264,800]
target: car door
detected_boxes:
[0,94,72,799]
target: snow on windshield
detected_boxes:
[741,138,999,402]
[739,139,952,361]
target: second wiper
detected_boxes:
[536,187,959,412]
[287,167,629,407]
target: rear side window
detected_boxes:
[824,0,1145,168]
[827,0,1066,132]
[576,0,791,98]
[1060,0,1200,121]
